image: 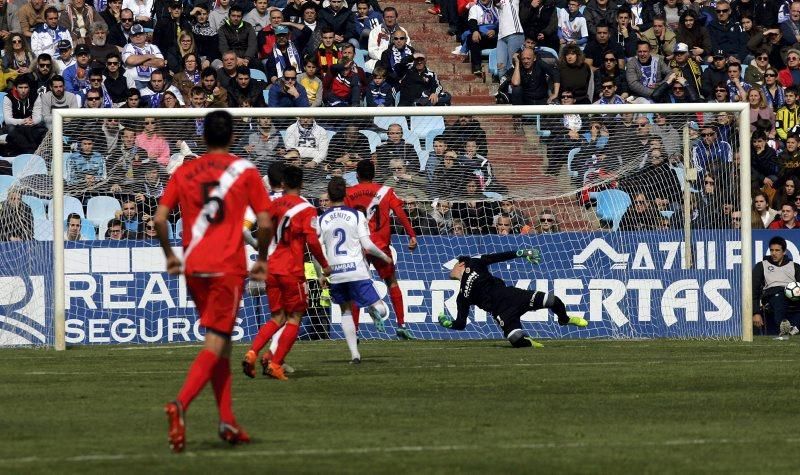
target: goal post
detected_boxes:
[42,104,752,350]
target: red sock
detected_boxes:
[250,320,280,354]
[389,285,405,326]
[177,349,218,411]
[211,357,234,424]
[351,306,360,334]
[272,322,299,365]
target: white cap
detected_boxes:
[674,43,689,53]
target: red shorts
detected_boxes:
[186,274,244,335]
[366,245,396,280]
[267,273,308,314]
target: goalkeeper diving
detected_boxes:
[439,249,588,347]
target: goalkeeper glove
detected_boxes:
[516,248,542,265]
[438,312,453,328]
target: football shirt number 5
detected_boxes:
[201,181,225,223]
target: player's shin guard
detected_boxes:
[341,311,360,360]
[388,285,405,326]
[211,357,235,424]
[250,320,280,354]
[269,326,285,355]
[272,322,299,365]
[177,349,219,411]
[536,292,570,325]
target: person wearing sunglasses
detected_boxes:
[378,27,415,85]
[743,49,773,87]
[667,42,701,98]
[620,192,662,231]
[692,124,733,180]
[707,0,747,64]
[583,23,625,72]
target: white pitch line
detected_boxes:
[3,438,800,465]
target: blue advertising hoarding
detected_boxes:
[0,230,791,346]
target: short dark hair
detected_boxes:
[283,65,297,75]
[15,74,32,87]
[126,87,140,98]
[327,176,347,201]
[67,213,82,223]
[282,165,304,189]
[235,65,250,76]
[201,66,217,79]
[770,236,788,251]
[229,5,243,15]
[37,53,52,63]
[356,159,375,181]
[107,218,123,229]
[203,110,234,148]
[267,161,285,188]
[50,74,65,86]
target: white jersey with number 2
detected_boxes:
[318,205,373,284]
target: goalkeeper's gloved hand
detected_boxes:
[438,312,453,328]
[516,248,542,265]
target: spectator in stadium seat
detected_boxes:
[31,54,54,94]
[268,66,309,107]
[456,0,499,76]
[451,176,497,234]
[751,130,779,190]
[106,127,143,186]
[430,150,471,199]
[667,42,702,98]
[612,7,637,58]
[103,52,130,104]
[385,158,428,198]
[115,198,145,233]
[651,112,681,155]
[556,0,588,48]
[593,52,628,101]
[752,191,778,229]
[101,0,124,37]
[59,0,99,45]
[323,58,362,107]
[311,27,342,77]
[708,0,748,63]
[640,15,676,60]
[4,32,34,75]
[282,0,306,25]
[431,199,454,233]
[626,40,670,101]
[243,0,269,31]
[284,116,329,168]
[216,50,240,89]
[367,7,409,73]
[66,136,107,188]
[373,123,419,181]
[584,0,618,37]
[242,116,281,171]
[18,0,47,40]
[170,52,201,102]
[463,138,504,194]
[778,136,800,182]
[136,117,171,167]
[494,213,515,235]
[652,71,701,103]
[119,87,141,109]
[583,22,624,71]
[699,50,727,99]
[298,57,323,107]
[208,0,230,33]
[769,203,800,229]
[692,123,733,180]
[557,44,592,103]
[521,208,560,234]
[378,27,413,85]
[594,76,626,104]
[620,192,662,231]
[135,216,159,240]
[450,218,468,236]
[190,3,220,63]
[54,39,75,75]
[153,0,192,73]
[87,22,117,70]
[749,87,776,134]
[0,189,33,241]
[329,124,370,173]
[32,74,79,130]
[65,213,84,241]
[508,47,560,107]
[423,137,448,184]
[318,0,356,49]
[108,7,133,48]
[725,62,751,101]
[771,176,798,210]
[622,137,682,204]
[219,5,258,68]
[494,198,525,234]
[354,0,382,50]
[198,66,228,107]
[676,10,712,65]
[132,164,165,215]
[264,24,303,84]
[139,69,184,107]
[227,66,267,107]
[392,195,438,236]
[31,7,71,59]
[780,2,800,46]
[4,75,47,155]
[105,218,128,240]
[397,53,450,106]
[122,24,165,89]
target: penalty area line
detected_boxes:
[4,438,800,465]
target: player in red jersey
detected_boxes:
[156,111,273,453]
[345,159,418,339]
[243,164,331,380]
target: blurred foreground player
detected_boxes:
[346,160,418,339]
[439,250,588,347]
[243,165,331,380]
[319,177,394,363]
[157,110,273,453]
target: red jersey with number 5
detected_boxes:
[160,153,271,276]
[268,194,329,277]
[345,182,416,248]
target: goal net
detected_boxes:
[0,104,751,349]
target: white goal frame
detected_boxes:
[51,103,752,350]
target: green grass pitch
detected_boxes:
[0,339,798,473]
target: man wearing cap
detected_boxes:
[31,6,72,58]
[153,0,192,72]
[707,0,747,63]
[701,49,728,98]
[397,52,451,106]
[59,0,99,44]
[62,43,93,94]
[121,23,165,89]
[668,42,702,98]
[256,8,285,58]
[264,24,302,84]
[219,5,258,68]
[54,39,76,73]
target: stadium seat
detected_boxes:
[417,150,429,171]
[403,131,423,154]
[488,49,497,78]
[48,195,85,220]
[86,196,122,228]
[359,129,381,152]
[374,116,409,132]
[590,189,632,232]
[33,218,53,241]
[536,46,559,61]
[424,128,445,152]
[249,69,267,82]
[80,219,96,240]
[262,89,269,104]
[21,195,46,219]
[536,115,551,138]
[741,64,748,78]
[660,210,675,219]
[12,154,47,177]
[354,49,367,69]
[0,174,15,200]
[175,218,183,239]
[410,115,445,141]
[327,130,336,143]
[566,147,582,179]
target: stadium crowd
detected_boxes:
[5,0,800,239]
